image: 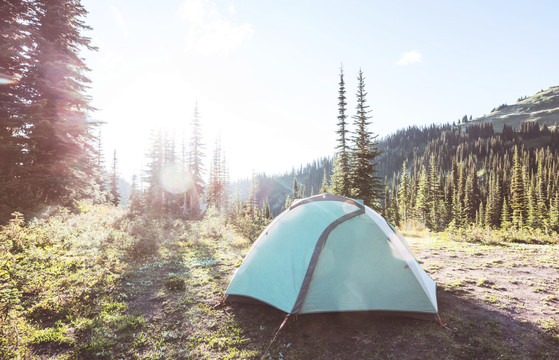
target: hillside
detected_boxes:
[465,86,559,132]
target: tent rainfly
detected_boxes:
[224,194,438,317]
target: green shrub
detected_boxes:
[127,218,161,259]
[164,273,186,291]
[440,225,558,245]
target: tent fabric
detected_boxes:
[225,194,438,315]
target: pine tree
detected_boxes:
[110,150,120,206]
[319,167,329,194]
[221,153,230,214]
[24,0,100,208]
[128,174,142,215]
[262,197,272,220]
[330,65,351,197]
[464,165,481,224]
[189,103,205,217]
[511,146,526,228]
[207,138,224,211]
[248,172,259,219]
[478,201,485,227]
[0,1,33,219]
[397,160,411,223]
[144,129,164,213]
[390,178,400,226]
[527,186,538,228]
[292,177,300,199]
[415,168,430,226]
[349,69,382,208]
[550,191,559,232]
[501,197,511,229]
[485,173,502,228]
[428,155,443,230]
[536,160,548,229]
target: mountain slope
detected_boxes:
[466,86,559,131]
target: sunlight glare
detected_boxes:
[159,163,191,194]
[0,73,18,85]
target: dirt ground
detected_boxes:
[96,232,559,359]
[411,235,559,330]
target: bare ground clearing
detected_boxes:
[116,233,559,359]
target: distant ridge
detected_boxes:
[465,86,559,131]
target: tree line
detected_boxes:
[376,122,559,234]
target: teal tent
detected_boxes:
[225,194,438,316]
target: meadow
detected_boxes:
[1,204,558,359]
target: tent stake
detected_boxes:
[436,314,451,331]
[261,313,290,360]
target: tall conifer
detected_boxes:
[397,160,411,223]
[511,146,526,228]
[349,69,382,208]
[189,103,205,217]
[330,65,351,197]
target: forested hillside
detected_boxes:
[252,87,559,237]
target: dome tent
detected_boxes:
[225,194,438,317]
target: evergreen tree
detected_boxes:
[330,65,351,197]
[262,197,272,220]
[292,177,301,199]
[478,201,485,227]
[536,160,548,229]
[415,168,430,226]
[428,155,443,230]
[248,172,259,219]
[527,186,538,228]
[24,0,100,208]
[110,150,120,206]
[221,154,230,214]
[207,137,224,212]
[319,167,329,194]
[550,192,559,232]
[189,103,205,217]
[464,165,481,224]
[0,0,33,219]
[501,197,511,229]
[144,129,164,213]
[397,160,411,223]
[349,69,382,208]
[511,146,526,228]
[128,174,142,215]
[485,173,502,228]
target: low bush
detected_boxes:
[440,225,558,245]
[164,273,186,291]
[127,218,162,259]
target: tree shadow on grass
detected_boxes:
[226,288,559,360]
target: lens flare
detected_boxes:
[159,163,191,194]
[0,73,18,85]
[342,201,357,214]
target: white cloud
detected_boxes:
[179,0,253,55]
[396,50,422,66]
[109,4,129,38]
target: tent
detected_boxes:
[225,194,438,317]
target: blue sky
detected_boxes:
[83,0,559,180]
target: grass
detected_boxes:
[1,206,558,359]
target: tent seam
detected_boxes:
[290,207,365,314]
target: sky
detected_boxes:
[82,0,559,181]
